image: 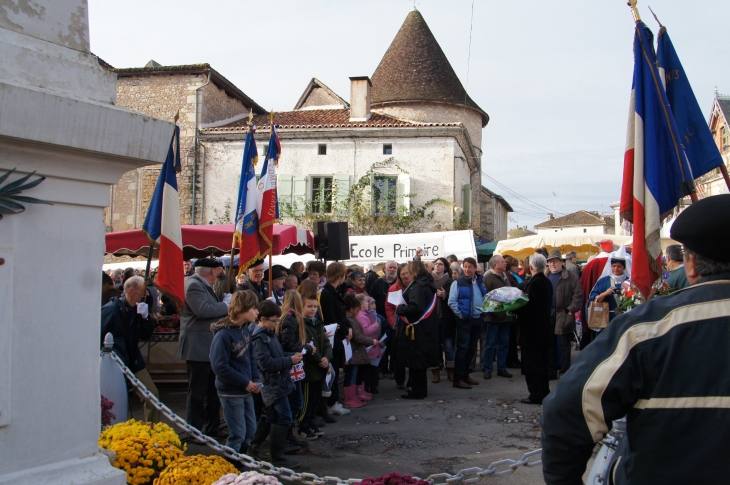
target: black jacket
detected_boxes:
[395,273,441,369]
[319,282,349,366]
[244,276,269,302]
[541,273,730,485]
[372,275,397,318]
[251,325,295,406]
[279,311,315,355]
[365,271,380,294]
[514,272,553,348]
[302,316,334,382]
[101,296,154,373]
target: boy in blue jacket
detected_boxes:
[209,290,261,454]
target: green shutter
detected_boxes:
[292,175,307,216]
[334,174,351,215]
[462,184,472,221]
[278,174,293,215]
[397,174,411,214]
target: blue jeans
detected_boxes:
[219,394,256,452]
[482,322,510,373]
[454,317,484,382]
[265,395,293,426]
[443,337,455,363]
[344,365,358,387]
[287,381,303,423]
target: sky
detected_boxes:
[88,0,730,230]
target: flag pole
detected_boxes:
[627,0,641,22]
[268,253,273,298]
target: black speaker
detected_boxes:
[313,221,327,259]
[325,222,350,261]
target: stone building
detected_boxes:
[100,59,266,231]
[534,210,615,236]
[699,92,730,197]
[480,187,513,241]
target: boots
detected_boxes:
[431,368,441,383]
[446,361,455,382]
[343,385,365,408]
[247,419,271,461]
[270,424,300,469]
[356,384,373,401]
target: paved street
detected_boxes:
[130,359,596,485]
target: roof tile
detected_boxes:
[534,210,613,228]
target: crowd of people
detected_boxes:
[100,235,695,469]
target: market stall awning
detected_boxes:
[475,240,499,262]
[494,234,633,261]
[106,224,314,260]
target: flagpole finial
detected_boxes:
[269,110,275,124]
[247,108,254,126]
[627,0,641,22]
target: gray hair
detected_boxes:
[195,266,213,276]
[450,262,462,275]
[666,244,683,263]
[123,275,144,292]
[529,254,547,273]
[565,251,577,260]
[684,247,730,276]
[488,255,503,269]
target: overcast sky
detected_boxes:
[88,0,730,230]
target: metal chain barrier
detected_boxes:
[107,350,542,484]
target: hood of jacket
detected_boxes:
[413,273,437,291]
[210,316,244,333]
[251,324,274,339]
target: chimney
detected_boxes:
[547,213,554,221]
[349,76,372,122]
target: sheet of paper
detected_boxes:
[379,333,388,344]
[324,324,337,348]
[301,348,307,355]
[387,289,406,307]
[343,338,353,363]
[326,368,333,387]
[369,356,382,367]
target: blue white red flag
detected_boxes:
[657,26,723,180]
[142,126,184,309]
[233,128,261,274]
[289,362,305,382]
[619,21,696,298]
[257,125,281,259]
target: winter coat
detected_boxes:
[365,271,380,294]
[483,271,514,324]
[513,272,553,348]
[319,282,349,366]
[278,311,315,354]
[385,281,404,329]
[372,274,398,318]
[433,272,457,340]
[345,313,374,365]
[358,310,382,359]
[449,275,487,320]
[101,296,154,373]
[209,318,260,396]
[544,267,583,334]
[302,316,333,382]
[179,274,229,362]
[251,325,295,407]
[243,276,269,302]
[395,273,441,369]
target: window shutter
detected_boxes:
[278,174,293,214]
[292,175,307,216]
[462,184,472,222]
[397,174,411,215]
[334,174,351,215]
[365,173,374,215]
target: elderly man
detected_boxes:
[564,251,581,278]
[481,255,513,379]
[102,271,122,306]
[664,244,689,290]
[541,194,730,485]
[179,258,230,438]
[545,249,582,378]
[265,265,288,305]
[101,276,159,422]
[284,273,299,291]
[111,269,124,290]
[364,263,379,294]
[371,260,398,318]
[243,259,269,302]
[448,257,487,389]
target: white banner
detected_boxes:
[348,234,444,262]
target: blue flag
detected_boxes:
[233,129,261,272]
[657,26,723,180]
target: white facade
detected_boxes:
[536,225,612,236]
[0,2,173,484]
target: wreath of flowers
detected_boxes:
[359,472,431,485]
[213,471,283,485]
[99,419,184,450]
[154,454,238,485]
[109,436,184,485]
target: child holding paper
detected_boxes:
[343,294,379,408]
[357,294,382,396]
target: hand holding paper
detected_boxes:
[388,289,406,307]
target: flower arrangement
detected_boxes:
[359,472,431,485]
[154,455,237,485]
[101,395,116,427]
[109,436,184,485]
[99,419,184,450]
[213,471,282,485]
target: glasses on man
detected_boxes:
[264,317,281,324]
[434,262,444,266]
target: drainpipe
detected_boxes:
[200,142,207,223]
[191,69,212,225]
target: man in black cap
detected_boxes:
[541,194,730,484]
[243,259,269,302]
[179,257,230,440]
[264,265,288,305]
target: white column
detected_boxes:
[0,2,174,484]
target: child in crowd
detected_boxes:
[360,295,382,395]
[277,290,316,451]
[209,290,261,454]
[248,300,302,469]
[298,293,333,440]
[343,294,379,408]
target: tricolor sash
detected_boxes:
[400,294,438,340]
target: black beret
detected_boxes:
[670,194,730,262]
[194,258,223,268]
[250,259,265,268]
[264,266,287,280]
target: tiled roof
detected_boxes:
[481,186,514,212]
[294,78,349,110]
[717,96,730,125]
[201,109,466,133]
[370,10,488,126]
[534,210,612,228]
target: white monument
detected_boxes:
[0,1,174,483]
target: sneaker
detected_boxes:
[296,427,318,441]
[314,417,326,428]
[311,425,325,436]
[329,402,351,416]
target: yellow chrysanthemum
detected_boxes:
[109,437,184,485]
[99,419,185,450]
[154,455,237,485]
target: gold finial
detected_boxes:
[627,0,641,22]
[247,108,254,126]
[269,110,275,124]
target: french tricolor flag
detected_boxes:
[619,21,695,298]
[257,125,281,259]
[143,126,185,309]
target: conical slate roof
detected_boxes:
[371,9,488,126]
